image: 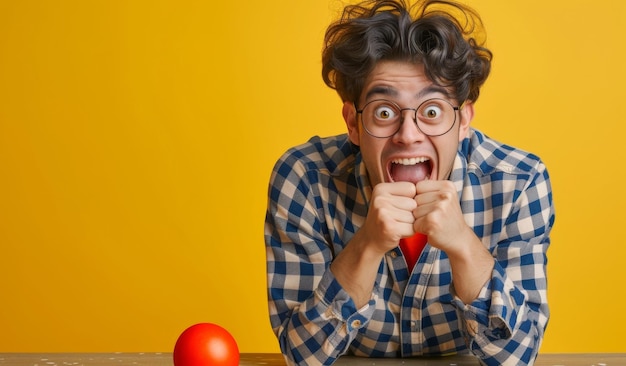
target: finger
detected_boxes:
[367,206,415,243]
[393,196,419,212]
[372,182,418,212]
[413,190,460,237]
[393,208,418,224]
[415,180,455,195]
[375,181,417,198]
[372,197,417,223]
[415,182,456,205]
[414,191,438,207]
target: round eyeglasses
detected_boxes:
[355,98,463,138]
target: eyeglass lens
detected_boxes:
[360,98,457,138]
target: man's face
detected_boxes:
[343,60,474,187]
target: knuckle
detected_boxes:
[439,191,453,201]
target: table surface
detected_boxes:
[0,353,624,366]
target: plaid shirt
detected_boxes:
[265,128,555,366]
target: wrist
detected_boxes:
[444,225,480,263]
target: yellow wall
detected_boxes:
[1,0,624,354]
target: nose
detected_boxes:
[392,108,426,144]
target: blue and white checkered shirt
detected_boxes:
[265,128,555,366]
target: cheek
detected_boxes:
[434,138,460,177]
[360,138,387,185]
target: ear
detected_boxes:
[343,101,361,146]
[457,101,474,142]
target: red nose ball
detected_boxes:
[173,323,239,366]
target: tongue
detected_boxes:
[391,162,430,183]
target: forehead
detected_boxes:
[361,61,450,102]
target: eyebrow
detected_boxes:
[363,85,451,102]
[363,86,398,101]
[416,85,451,100]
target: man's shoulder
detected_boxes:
[276,134,357,176]
[462,129,545,177]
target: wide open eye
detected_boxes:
[360,101,403,137]
[421,104,443,120]
[374,105,398,122]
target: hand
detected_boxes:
[413,180,472,254]
[361,182,417,254]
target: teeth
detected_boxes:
[391,157,429,165]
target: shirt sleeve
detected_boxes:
[265,152,376,366]
[451,161,554,366]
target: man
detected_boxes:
[265,1,555,365]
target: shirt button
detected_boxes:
[350,319,362,329]
[389,251,398,259]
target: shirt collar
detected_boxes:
[450,151,467,202]
[354,151,373,206]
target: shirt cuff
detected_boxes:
[311,269,377,332]
[451,262,523,342]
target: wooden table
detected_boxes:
[0,353,624,365]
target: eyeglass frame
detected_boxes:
[355,98,465,138]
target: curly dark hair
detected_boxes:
[322,0,492,105]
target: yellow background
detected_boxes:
[1,0,624,354]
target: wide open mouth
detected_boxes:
[389,157,432,183]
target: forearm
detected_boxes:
[453,261,548,365]
[269,269,376,365]
[460,163,553,364]
[269,231,384,364]
[444,229,545,365]
[446,210,550,364]
[447,226,495,304]
[330,228,386,308]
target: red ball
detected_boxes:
[173,323,239,366]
